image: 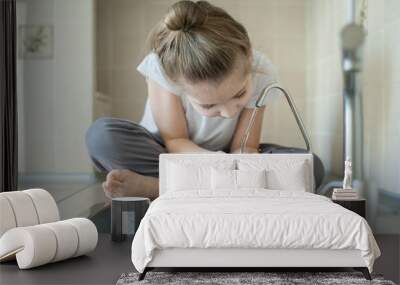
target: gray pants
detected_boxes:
[85,117,324,187]
[85,117,165,178]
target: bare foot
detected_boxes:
[102,169,158,200]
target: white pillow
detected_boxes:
[211,168,267,190]
[238,158,311,192]
[237,169,267,188]
[266,161,308,191]
[211,168,236,190]
[167,160,235,192]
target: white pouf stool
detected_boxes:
[0,189,59,236]
[0,189,98,269]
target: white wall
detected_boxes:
[17,0,95,175]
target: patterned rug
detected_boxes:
[116,271,396,285]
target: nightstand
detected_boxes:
[332,198,366,218]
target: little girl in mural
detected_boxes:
[85,0,297,200]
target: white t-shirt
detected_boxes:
[136,48,280,151]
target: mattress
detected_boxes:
[131,190,381,273]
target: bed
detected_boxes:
[131,153,381,281]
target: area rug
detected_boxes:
[116,271,396,285]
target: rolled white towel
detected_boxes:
[0,218,98,269]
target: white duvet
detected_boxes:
[131,190,380,273]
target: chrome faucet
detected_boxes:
[240,83,311,154]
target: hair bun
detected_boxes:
[164,0,207,32]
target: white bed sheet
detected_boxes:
[131,190,380,273]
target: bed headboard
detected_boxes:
[159,153,314,195]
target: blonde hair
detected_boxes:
[147,0,252,84]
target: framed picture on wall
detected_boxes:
[18,25,54,59]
